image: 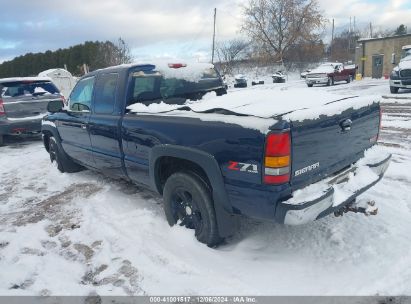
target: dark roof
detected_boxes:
[358,33,411,43]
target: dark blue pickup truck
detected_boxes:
[41,62,391,247]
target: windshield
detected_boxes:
[128,69,224,106]
[401,48,411,60]
[0,81,59,98]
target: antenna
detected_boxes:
[211,8,217,64]
[330,18,335,59]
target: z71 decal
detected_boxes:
[228,161,258,174]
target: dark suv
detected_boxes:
[0,77,65,145]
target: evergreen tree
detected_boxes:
[0,39,133,78]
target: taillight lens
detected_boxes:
[61,95,67,106]
[264,132,291,185]
[0,99,5,116]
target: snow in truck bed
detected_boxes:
[127,87,379,133]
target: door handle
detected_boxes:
[81,124,87,130]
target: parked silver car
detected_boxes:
[0,77,64,145]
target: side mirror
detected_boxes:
[47,99,64,113]
[391,53,396,65]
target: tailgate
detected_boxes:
[290,102,380,190]
[3,96,53,119]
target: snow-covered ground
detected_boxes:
[1,78,411,296]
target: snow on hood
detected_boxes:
[127,87,379,133]
[307,64,335,74]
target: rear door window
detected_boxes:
[69,77,95,112]
[1,81,59,98]
[94,73,119,114]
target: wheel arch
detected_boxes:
[150,145,237,237]
[41,124,62,152]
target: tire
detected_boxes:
[346,76,351,83]
[307,84,313,87]
[0,135,3,146]
[326,78,331,86]
[163,171,222,247]
[48,136,83,173]
[390,86,399,94]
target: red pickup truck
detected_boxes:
[306,62,357,87]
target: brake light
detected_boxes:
[0,99,5,116]
[377,107,383,142]
[61,95,67,106]
[264,132,291,185]
[168,63,187,69]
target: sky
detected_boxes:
[0,0,410,64]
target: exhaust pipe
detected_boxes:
[334,200,378,217]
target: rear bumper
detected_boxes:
[276,151,391,225]
[0,118,43,135]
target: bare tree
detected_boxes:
[93,38,133,68]
[116,37,133,64]
[216,39,249,74]
[241,0,326,62]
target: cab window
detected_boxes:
[94,73,118,114]
[69,77,95,112]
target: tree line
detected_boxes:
[0,38,132,78]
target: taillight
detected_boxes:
[264,131,291,185]
[61,95,67,106]
[0,99,5,116]
[377,107,383,142]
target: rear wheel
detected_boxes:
[48,136,83,173]
[346,76,351,83]
[163,172,222,247]
[307,84,313,87]
[0,135,3,146]
[390,86,399,94]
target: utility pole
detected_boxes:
[330,18,335,60]
[354,16,356,33]
[370,22,373,38]
[350,16,352,33]
[349,17,352,51]
[211,8,217,64]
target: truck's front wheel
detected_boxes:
[48,136,83,173]
[390,86,399,94]
[163,172,222,247]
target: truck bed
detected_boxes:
[127,87,380,191]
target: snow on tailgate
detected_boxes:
[127,87,379,133]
